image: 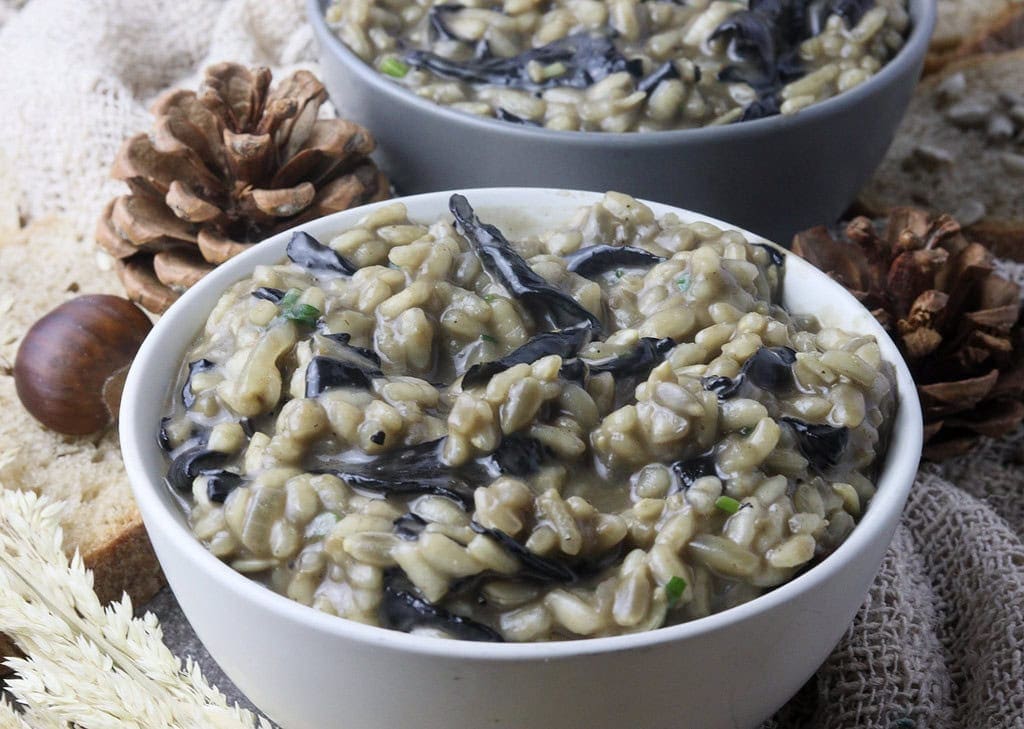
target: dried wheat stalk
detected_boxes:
[0,489,272,729]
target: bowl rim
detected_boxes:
[306,0,937,145]
[121,187,923,661]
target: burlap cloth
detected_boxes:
[0,2,1021,727]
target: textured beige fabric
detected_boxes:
[1,2,1022,728]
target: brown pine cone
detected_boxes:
[792,208,1024,460]
[96,63,390,313]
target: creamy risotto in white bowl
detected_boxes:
[121,188,922,729]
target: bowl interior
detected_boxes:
[121,187,923,658]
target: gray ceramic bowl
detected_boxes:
[307,0,936,243]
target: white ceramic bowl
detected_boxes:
[308,0,936,243]
[121,189,922,729]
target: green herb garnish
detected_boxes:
[676,273,691,293]
[480,334,498,344]
[380,57,409,78]
[738,425,754,437]
[483,294,498,303]
[615,268,624,279]
[715,496,741,515]
[666,576,687,607]
[278,288,321,327]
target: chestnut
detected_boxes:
[13,294,153,435]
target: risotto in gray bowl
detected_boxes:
[160,191,896,642]
[326,0,911,131]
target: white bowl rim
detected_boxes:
[306,0,937,145]
[121,187,923,661]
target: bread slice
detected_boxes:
[0,214,164,660]
[857,49,1024,259]
[928,3,1024,72]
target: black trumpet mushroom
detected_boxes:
[470,522,578,583]
[404,32,642,92]
[585,337,675,379]
[461,323,593,389]
[286,231,358,276]
[181,359,216,408]
[669,450,718,492]
[564,245,665,279]
[381,576,503,641]
[450,194,602,333]
[701,346,797,400]
[780,417,849,471]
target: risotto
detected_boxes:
[326,0,911,131]
[160,192,896,641]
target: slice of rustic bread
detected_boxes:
[0,213,164,659]
[857,49,1024,258]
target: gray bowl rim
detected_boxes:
[306,0,937,146]
[121,187,923,661]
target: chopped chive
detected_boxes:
[483,294,498,303]
[279,288,301,308]
[283,303,321,326]
[665,575,687,607]
[278,288,321,326]
[676,273,691,293]
[614,268,624,279]
[738,425,754,437]
[715,496,741,514]
[480,334,498,344]
[380,57,409,78]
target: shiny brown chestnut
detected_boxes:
[13,294,153,435]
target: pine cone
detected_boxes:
[792,208,1024,460]
[96,63,390,313]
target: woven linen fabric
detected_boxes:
[1,2,1023,728]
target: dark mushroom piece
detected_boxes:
[381,578,503,642]
[669,449,718,492]
[474,434,551,479]
[306,438,474,506]
[404,32,642,93]
[251,287,286,303]
[753,242,785,266]
[470,522,578,584]
[286,231,358,276]
[181,359,216,408]
[637,61,681,95]
[393,512,428,541]
[701,346,797,400]
[496,108,543,126]
[808,0,874,34]
[319,331,382,369]
[563,245,665,279]
[740,93,782,122]
[585,337,675,378]
[308,433,553,507]
[305,355,379,397]
[167,444,230,492]
[780,417,849,471]
[450,194,602,333]
[461,322,593,389]
[427,3,463,42]
[158,416,176,451]
[205,471,245,503]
